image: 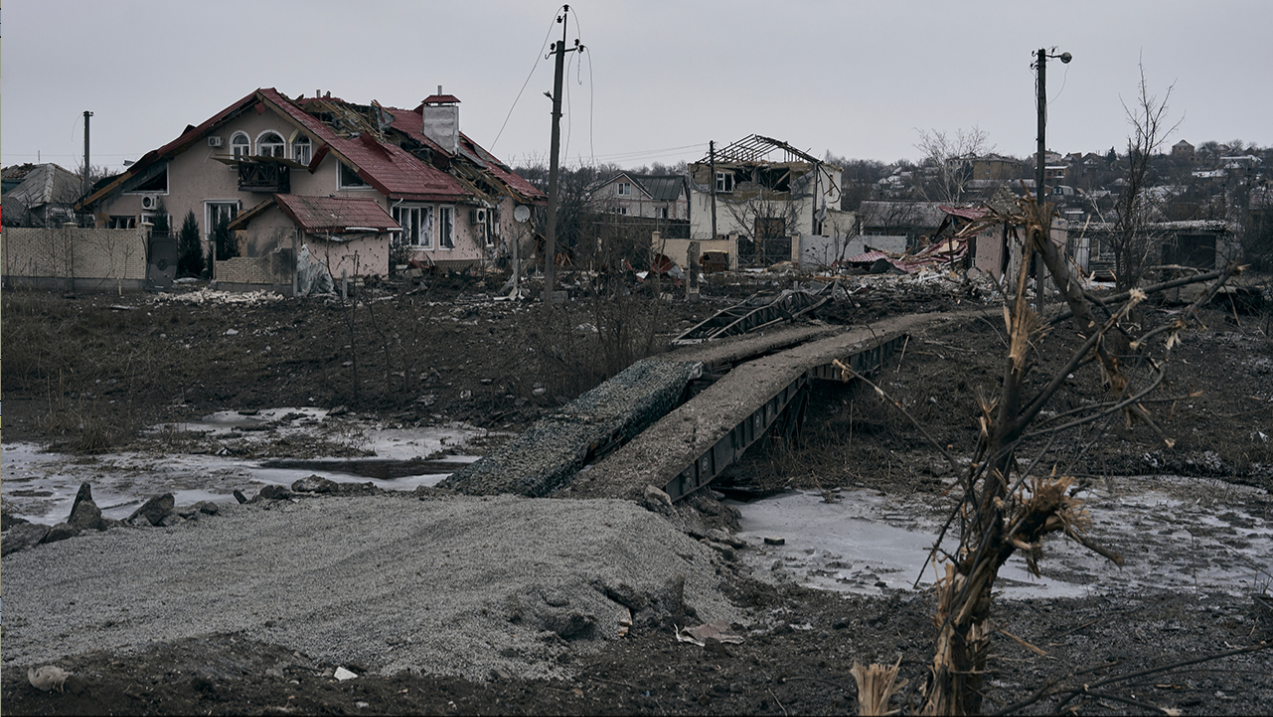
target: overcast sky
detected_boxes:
[4,1,1271,175]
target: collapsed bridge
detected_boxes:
[441,311,963,502]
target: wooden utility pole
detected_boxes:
[543,6,582,308]
[709,140,718,241]
[83,111,93,200]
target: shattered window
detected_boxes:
[339,162,368,188]
[258,132,286,158]
[716,172,734,193]
[392,205,433,248]
[231,132,251,159]
[206,203,238,240]
[292,135,312,166]
[656,206,669,219]
[439,206,454,249]
[106,216,136,229]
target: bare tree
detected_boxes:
[914,126,992,205]
[841,189,1238,715]
[1111,63,1182,291]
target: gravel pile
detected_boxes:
[1,492,741,681]
[441,358,703,496]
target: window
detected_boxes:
[339,162,368,188]
[292,135,312,166]
[715,171,734,193]
[392,205,433,248]
[106,216,136,229]
[655,206,669,219]
[617,181,631,196]
[610,206,628,215]
[257,131,286,158]
[231,132,251,159]
[206,202,239,240]
[439,206,454,249]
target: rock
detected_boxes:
[643,485,674,513]
[41,522,81,544]
[291,475,338,493]
[67,483,103,530]
[98,518,124,530]
[255,484,291,501]
[127,494,175,526]
[28,665,70,693]
[2,523,51,555]
[159,513,185,527]
[233,489,249,504]
[707,528,746,548]
[703,541,737,561]
[2,512,30,531]
[198,501,220,515]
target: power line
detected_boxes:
[490,6,562,150]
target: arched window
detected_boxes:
[231,132,251,159]
[257,131,285,158]
[292,135,312,166]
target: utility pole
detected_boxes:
[543,6,582,308]
[1033,48,1071,304]
[709,140,718,242]
[83,110,94,199]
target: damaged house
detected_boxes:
[75,88,544,295]
[687,135,849,265]
[2,163,86,228]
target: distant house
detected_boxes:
[1172,139,1195,160]
[2,163,85,227]
[588,172,688,221]
[969,154,1022,181]
[686,135,848,264]
[75,87,544,294]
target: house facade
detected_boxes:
[2,163,85,228]
[588,172,689,221]
[686,135,847,264]
[77,88,544,294]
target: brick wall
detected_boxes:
[2,224,149,291]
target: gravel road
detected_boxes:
[1,492,741,682]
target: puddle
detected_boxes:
[731,476,1273,600]
[2,408,493,525]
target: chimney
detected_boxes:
[421,85,459,155]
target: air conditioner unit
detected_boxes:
[470,208,487,224]
[207,136,224,148]
[141,195,160,210]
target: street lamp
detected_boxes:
[1035,48,1072,200]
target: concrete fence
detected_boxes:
[2,223,150,293]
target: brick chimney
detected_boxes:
[420,85,459,155]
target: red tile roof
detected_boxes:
[420,94,461,105]
[80,87,538,208]
[274,194,399,234]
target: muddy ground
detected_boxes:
[4,270,1273,715]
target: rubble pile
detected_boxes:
[153,288,285,305]
[441,358,703,497]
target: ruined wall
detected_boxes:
[2,224,148,292]
[658,235,739,272]
[795,234,907,270]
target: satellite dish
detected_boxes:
[513,205,531,223]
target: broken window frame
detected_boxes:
[205,201,239,243]
[106,215,136,229]
[438,205,455,249]
[716,171,734,193]
[231,132,251,160]
[257,131,286,158]
[292,135,312,166]
[655,206,669,219]
[338,162,369,189]
[392,204,434,249]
